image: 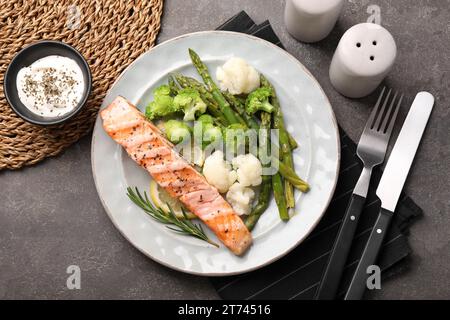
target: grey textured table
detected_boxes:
[1,0,449,299]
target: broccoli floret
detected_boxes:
[202,123,223,149]
[154,84,171,97]
[194,114,222,149]
[145,85,180,120]
[245,87,274,115]
[173,88,207,121]
[197,114,214,126]
[164,120,192,144]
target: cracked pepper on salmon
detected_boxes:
[101,96,252,255]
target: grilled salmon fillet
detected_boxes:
[101,96,252,255]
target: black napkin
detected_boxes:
[210,11,423,300]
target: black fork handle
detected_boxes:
[344,208,394,300]
[315,194,366,300]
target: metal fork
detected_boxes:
[315,87,403,300]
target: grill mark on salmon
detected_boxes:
[101,96,252,255]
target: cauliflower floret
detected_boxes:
[226,183,255,216]
[203,151,237,193]
[216,57,260,95]
[232,154,262,187]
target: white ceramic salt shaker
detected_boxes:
[284,0,344,43]
[329,23,397,98]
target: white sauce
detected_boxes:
[16,55,85,117]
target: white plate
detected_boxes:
[91,31,340,276]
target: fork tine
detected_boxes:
[380,91,398,132]
[365,87,386,131]
[384,94,403,134]
[372,88,392,130]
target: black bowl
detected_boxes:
[3,40,92,126]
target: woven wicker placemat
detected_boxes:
[0,0,163,170]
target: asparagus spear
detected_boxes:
[216,91,248,127]
[246,175,271,230]
[261,75,295,207]
[288,132,298,149]
[277,160,309,192]
[245,112,272,230]
[272,172,289,221]
[233,111,248,127]
[279,135,296,207]
[168,75,180,95]
[188,49,241,125]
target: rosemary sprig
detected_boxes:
[126,187,219,248]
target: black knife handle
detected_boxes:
[344,208,394,300]
[315,194,366,300]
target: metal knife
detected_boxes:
[344,91,435,300]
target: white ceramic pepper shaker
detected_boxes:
[284,0,344,43]
[329,23,397,98]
